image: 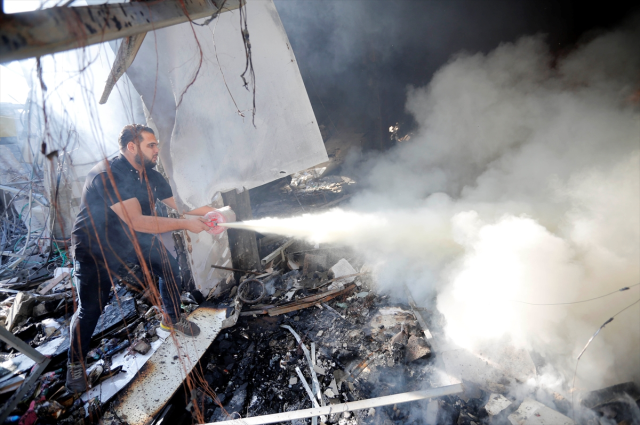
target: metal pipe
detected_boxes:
[18,182,33,256]
[0,0,244,63]
[206,384,464,425]
[261,239,295,265]
[0,324,48,364]
[0,184,49,207]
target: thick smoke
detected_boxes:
[274,0,579,141]
[356,20,640,391]
[234,19,640,392]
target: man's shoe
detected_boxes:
[160,316,201,337]
[65,362,87,393]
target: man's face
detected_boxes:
[129,131,159,168]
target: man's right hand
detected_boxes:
[184,217,210,234]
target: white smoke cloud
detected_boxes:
[360,23,640,391]
[232,19,640,392]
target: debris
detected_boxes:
[303,254,327,275]
[208,384,464,425]
[327,259,357,289]
[290,167,327,188]
[31,302,49,318]
[579,382,640,423]
[425,399,439,424]
[0,373,25,394]
[281,325,321,401]
[289,376,298,385]
[405,335,431,362]
[287,255,300,270]
[319,193,353,209]
[294,366,320,425]
[210,264,262,275]
[180,292,198,305]
[88,364,104,387]
[258,283,356,316]
[404,284,437,347]
[36,272,69,295]
[507,398,574,425]
[485,393,512,416]
[237,279,266,304]
[261,239,295,266]
[132,339,151,355]
[5,291,35,331]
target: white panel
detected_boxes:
[127,0,327,293]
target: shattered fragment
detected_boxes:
[485,393,512,416]
[507,398,574,425]
[327,259,357,289]
[405,335,431,362]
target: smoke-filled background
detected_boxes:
[243,2,640,395]
[276,0,639,151]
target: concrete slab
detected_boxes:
[508,398,574,425]
[328,259,357,289]
[111,307,227,425]
[486,393,512,415]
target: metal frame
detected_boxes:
[0,0,243,64]
[0,325,51,424]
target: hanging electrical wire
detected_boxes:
[238,1,257,127]
[570,297,640,420]
[512,283,640,306]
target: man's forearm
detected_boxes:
[131,215,190,234]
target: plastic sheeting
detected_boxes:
[126,0,327,293]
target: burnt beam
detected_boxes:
[0,0,243,64]
[222,189,262,273]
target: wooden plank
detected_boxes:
[222,189,262,272]
[267,284,356,316]
[37,272,69,295]
[0,0,243,63]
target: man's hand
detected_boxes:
[184,217,210,234]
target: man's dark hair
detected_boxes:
[118,124,155,152]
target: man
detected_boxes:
[67,124,215,392]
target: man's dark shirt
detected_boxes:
[71,155,173,261]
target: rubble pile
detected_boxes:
[177,239,640,425]
[2,168,639,425]
[0,252,179,423]
[249,168,356,218]
[197,255,437,424]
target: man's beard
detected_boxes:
[135,153,157,168]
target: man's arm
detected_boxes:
[161,197,216,216]
[111,198,210,234]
